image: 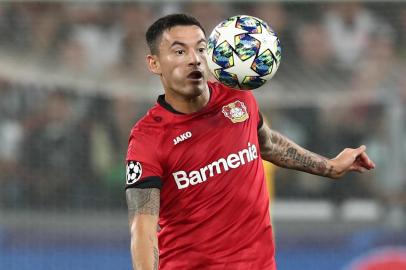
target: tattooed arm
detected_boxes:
[258,121,375,179]
[126,188,160,270]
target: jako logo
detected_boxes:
[173,143,258,189]
[173,131,192,145]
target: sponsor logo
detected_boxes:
[173,131,192,145]
[222,100,249,123]
[173,142,258,189]
[126,161,142,184]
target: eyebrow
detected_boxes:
[170,38,207,48]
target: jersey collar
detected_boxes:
[157,94,185,114]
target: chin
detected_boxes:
[184,81,208,98]
[183,87,204,99]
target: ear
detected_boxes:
[147,54,161,75]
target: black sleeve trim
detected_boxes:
[125,176,162,190]
[257,111,264,130]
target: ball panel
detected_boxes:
[241,76,267,90]
[235,34,260,61]
[259,20,275,34]
[236,16,262,34]
[252,49,275,76]
[220,16,238,28]
[275,39,282,63]
[214,69,239,88]
[212,41,234,68]
[208,31,219,51]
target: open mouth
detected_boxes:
[187,71,203,80]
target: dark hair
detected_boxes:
[146,13,205,55]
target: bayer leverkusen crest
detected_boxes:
[222,100,249,123]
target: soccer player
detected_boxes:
[125,14,375,270]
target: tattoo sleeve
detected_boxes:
[126,188,160,221]
[258,122,333,177]
[126,188,160,270]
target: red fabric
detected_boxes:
[127,82,275,269]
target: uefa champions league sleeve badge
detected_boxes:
[126,161,142,185]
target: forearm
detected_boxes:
[258,124,333,177]
[130,216,159,270]
[126,188,160,270]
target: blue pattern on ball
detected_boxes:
[236,16,262,34]
[252,50,274,76]
[212,41,234,68]
[214,69,239,88]
[235,34,260,61]
[241,76,267,90]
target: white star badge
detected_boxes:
[215,17,248,48]
[249,31,279,56]
[224,52,259,85]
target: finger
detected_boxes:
[357,152,376,169]
[353,146,376,169]
[358,162,373,170]
[354,159,371,171]
[353,145,367,158]
[356,152,373,169]
[350,164,367,173]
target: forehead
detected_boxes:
[160,25,206,47]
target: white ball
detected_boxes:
[207,15,282,90]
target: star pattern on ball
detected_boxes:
[224,52,259,85]
[249,31,279,56]
[215,17,248,48]
[206,15,282,90]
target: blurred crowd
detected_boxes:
[0,2,405,210]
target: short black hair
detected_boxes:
[146,13,205,55]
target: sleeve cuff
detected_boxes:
[125,176,162,190]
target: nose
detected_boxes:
[188,50,201,67]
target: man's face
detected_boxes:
[149,25,209,99]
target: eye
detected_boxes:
[175,49,185,55]
[198,47,206,53]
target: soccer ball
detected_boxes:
[206,15,282,90]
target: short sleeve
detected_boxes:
[125,129,163,189]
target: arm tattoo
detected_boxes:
[258,124,333,176]
[132,246,158,270]
[148,235,159,270]
[126,188,160,221]
[281,147,327,171]
[153,246,159,270]
[127,189,160,270]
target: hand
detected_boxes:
[328,145,376,179]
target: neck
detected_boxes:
[164,86,210,114]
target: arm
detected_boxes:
[126,188,160,270]
[257,121,375,179]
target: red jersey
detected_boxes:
[126,82,275,270]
